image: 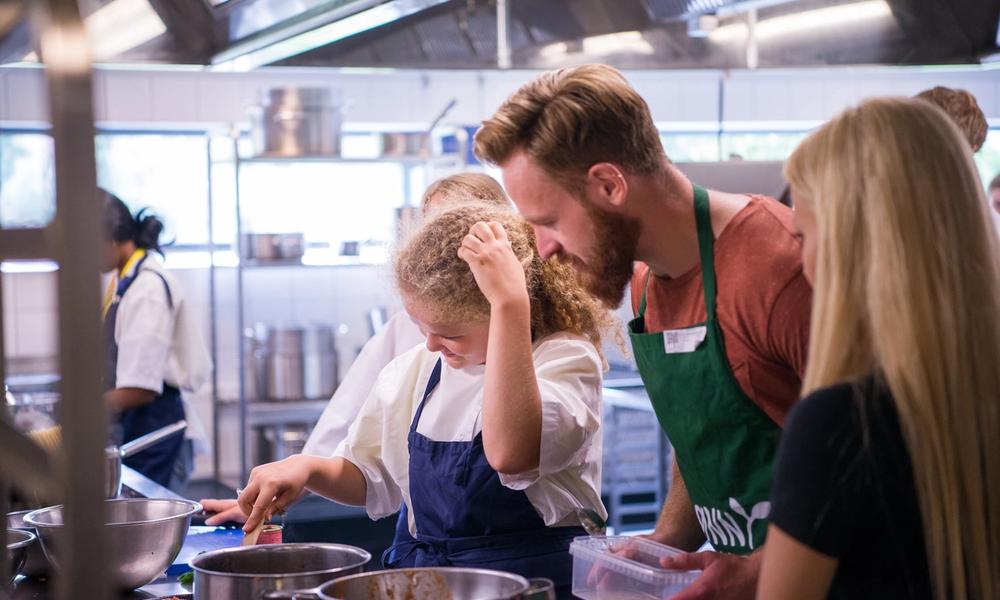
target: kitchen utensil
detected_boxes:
[190,543,370,599]
[576,507,607,536]
[250,88,342,157]
[106,420,188,498]
[242,520,265,546]
[6,528,35,584]
[240,233,306,262]
[569,535,700,599]
[379,98,456,158]
[273,567,542,600]
[24,498,201,590]
[7,510,49,577]
[246,324,339,402]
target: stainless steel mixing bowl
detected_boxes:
[24,498,201,590]
[314,567,537,600]
[6,528,36,583]
[6,510,48,577]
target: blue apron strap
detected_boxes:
[409,359,442,434]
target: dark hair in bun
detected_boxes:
[100,188,167,255]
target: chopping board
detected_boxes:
[165,526,245,576]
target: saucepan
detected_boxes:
[264,567,556,600]
[105,420,187,497]
[190,543,371,599]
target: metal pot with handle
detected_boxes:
[190,543,371,599]
[265,567,556,600]
[105,420,187,497]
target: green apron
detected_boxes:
[627,185,782,554]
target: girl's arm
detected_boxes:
[458,221,542,474]
[238,455,368,532]
[757,525,838,600]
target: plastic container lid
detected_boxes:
[570,535,700,599]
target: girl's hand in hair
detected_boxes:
[458,221,529,310]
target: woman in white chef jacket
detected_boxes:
[201,173,511,523]
[102,189,211,491]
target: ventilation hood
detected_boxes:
[0,0,997,70]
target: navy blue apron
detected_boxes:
[382,359,584,599]
[103,255,185,487]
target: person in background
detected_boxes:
[200,172,510,523]
[915,86,988,152]
[102,189,212,491]
[238,204,608,599]
[475,64,811,599]
[989,173,1000,214]
[759,97,1000,599]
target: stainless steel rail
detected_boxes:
[0,1,110,598]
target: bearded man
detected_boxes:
[474,64,812,600]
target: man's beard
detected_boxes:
[562,206,641,309]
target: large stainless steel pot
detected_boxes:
[105,419,187,498]
[24,498,201,590]
[250,88,342,157]
[7,510,49,577]
[266,567,553,600]
[190,543,370,600]
[6,528,36,584]
[241,233,306,261]
[246,324,339,402]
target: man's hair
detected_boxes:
[990,173,1000,192]
[915,86,988,152]
[474,64,667,187]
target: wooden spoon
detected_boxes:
[242,519,265,546]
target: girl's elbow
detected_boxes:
[485,447,539,475]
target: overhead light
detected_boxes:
[687,15,719,38]
[212,0,452,72]
[709,0,892,42]
[583,31,654,56]
[85,0,166,61]
[539,31,655,60]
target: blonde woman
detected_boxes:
[238,204,608,599]
[759,97,1000,599]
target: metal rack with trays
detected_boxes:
[205,134,466,487]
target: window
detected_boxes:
[721,132,808,162]
[0,132,55,228]
[974,129,1000,190]
[661,133,721,163]
[0,131,210,246]
[96,133,210,246]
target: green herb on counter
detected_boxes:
[178,570,194,588]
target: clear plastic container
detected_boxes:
[570,536,701,599]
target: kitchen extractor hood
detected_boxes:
[0,0,996,70]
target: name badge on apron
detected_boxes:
[662,325,708,354]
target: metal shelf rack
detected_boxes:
[206,136,464,486]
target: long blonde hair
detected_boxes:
[785,97,1000,599]
[395,203,610,352]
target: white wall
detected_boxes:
[1,64,998,129]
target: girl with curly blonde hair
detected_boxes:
[239,203,608,599]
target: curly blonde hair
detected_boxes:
[395,203,610,351]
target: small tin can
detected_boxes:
[257,523,283,545]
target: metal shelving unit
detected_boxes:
[206,136,464,486]
[0,2,111,597]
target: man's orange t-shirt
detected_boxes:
[630,196,811,426]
